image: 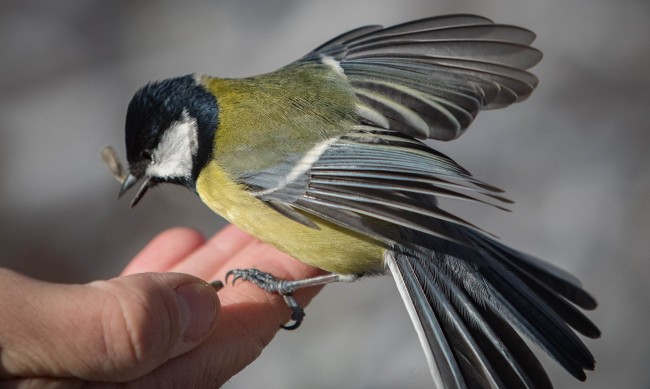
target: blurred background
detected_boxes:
[1,0,648,387]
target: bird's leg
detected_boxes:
[224,269,358,330]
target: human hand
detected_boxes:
[0,225,323,388]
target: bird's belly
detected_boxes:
[196,162,385,275]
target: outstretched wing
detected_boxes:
[242,127,511,241]
[301,14,541,140]
[247,129,598,388]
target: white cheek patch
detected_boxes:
[147,110,199,180]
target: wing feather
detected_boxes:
[301,14,541,140]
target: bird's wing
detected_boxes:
[241,129,598,388]
[245,128,510,240]
[300,14,541,141]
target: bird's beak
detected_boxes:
[119,173,155,208]
[119,173,138,198]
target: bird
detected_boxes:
[117,14,599,388]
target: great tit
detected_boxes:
[117,14,599,388]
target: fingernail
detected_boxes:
[210,280,224,292]
[176,282,218,342]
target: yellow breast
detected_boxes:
[196,162,385,275]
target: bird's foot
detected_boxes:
[225,269,359,330]
[225,268,305,330]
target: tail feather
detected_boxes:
[386,252,464,389]
[477,257,593,381]
[476,300,552,388]
[473,236,598,310]
[413,259,502,388]
[385,226,598,387]
[470,234,600,337]
[446,229,596,380]
[388,250,552,388]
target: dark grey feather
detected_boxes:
[388,252,466,388]
[302,14,541,141]
[265,200,320,229]
[411,258,503,388]
[309,175,512,211]
[352,24,537,46]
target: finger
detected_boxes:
[0,270,219,382]
[216,239,324,330]
[169,225,325,349]
[128,257,325,389]
[0,377,91,388]
[168,224,256,279]
[197,229,326,348]
[206,227,325,331]
[121,228,206,275]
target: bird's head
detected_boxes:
[120,74,218,207]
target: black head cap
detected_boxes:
[121,74,218,205]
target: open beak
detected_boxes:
[119,173,156,208]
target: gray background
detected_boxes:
[1,0,648,388]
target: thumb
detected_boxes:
[0,269,220,382]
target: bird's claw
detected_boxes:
[225,269,242,285]
[280,293,305,330]
[224,268,305,330]
[225,269,295,294]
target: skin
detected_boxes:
[0,225,323,388]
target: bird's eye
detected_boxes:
[140,150,155,164]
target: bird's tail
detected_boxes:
[385,228,599,388]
